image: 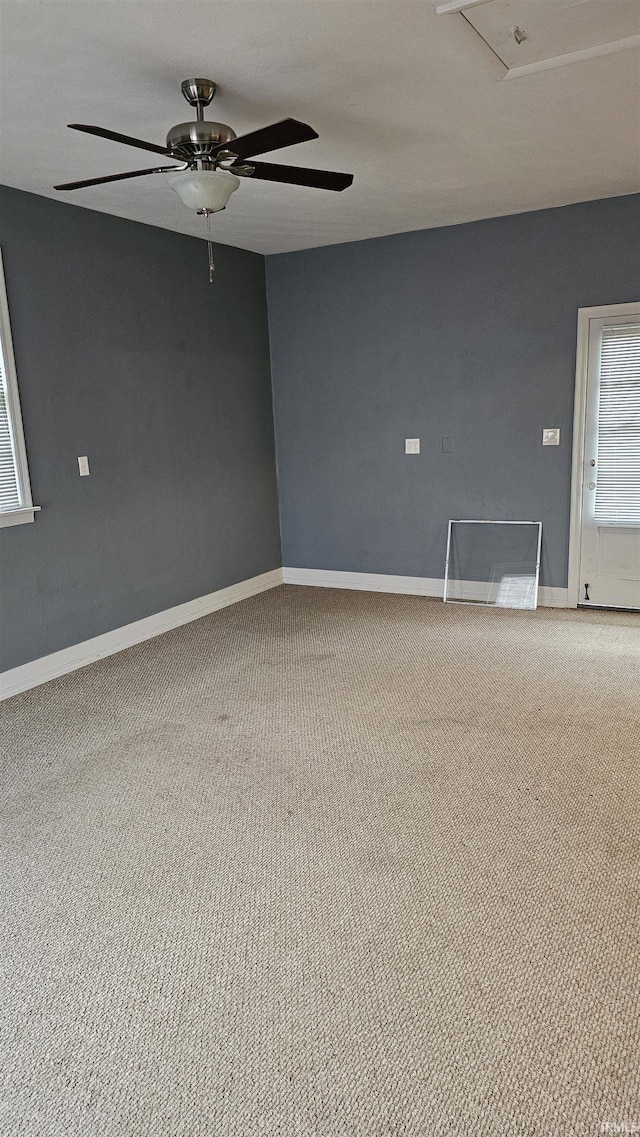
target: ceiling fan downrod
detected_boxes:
[179,78,217,123]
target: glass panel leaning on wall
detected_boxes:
[444,520,542,610]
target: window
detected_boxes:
[0,249,38,528]
[594,322,640,527]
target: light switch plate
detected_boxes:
[542,428,560,446]
[405,438,420,454]
[78,456,90,476]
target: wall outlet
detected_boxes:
[542,428,560,446]
[405,438,420,454]
[78,456,90,476]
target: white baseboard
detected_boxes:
[2,565,570,700]
[282,567,569,609]
[283,567,444,596]
[0,568,283,701]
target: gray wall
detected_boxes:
[267,193,640,589]
[0,186,281,671]
[3,189,638,672]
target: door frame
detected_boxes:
[567,301,640,608]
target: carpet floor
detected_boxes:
[1,585,639,1136]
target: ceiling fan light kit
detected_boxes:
[168,169,240,212]
[55,78,354,282]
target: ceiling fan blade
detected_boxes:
[242,161,354,192]
[68,124,174,157]
[54,165,181,191]
[222,118,318,161]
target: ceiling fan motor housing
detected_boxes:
[166,121,237,161]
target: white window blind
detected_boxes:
[594,323,640,527]
[0,349,21,512]
[0,248,37,527]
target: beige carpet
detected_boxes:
[1,586,639,1136]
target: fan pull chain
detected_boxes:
[204,210,215,283]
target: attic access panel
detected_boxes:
[444,520,543,609]
[459,0,640,76]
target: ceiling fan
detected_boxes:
[55,78,354,280]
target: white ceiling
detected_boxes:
[1,0,638,255]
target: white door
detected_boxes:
[578,310,640,609]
